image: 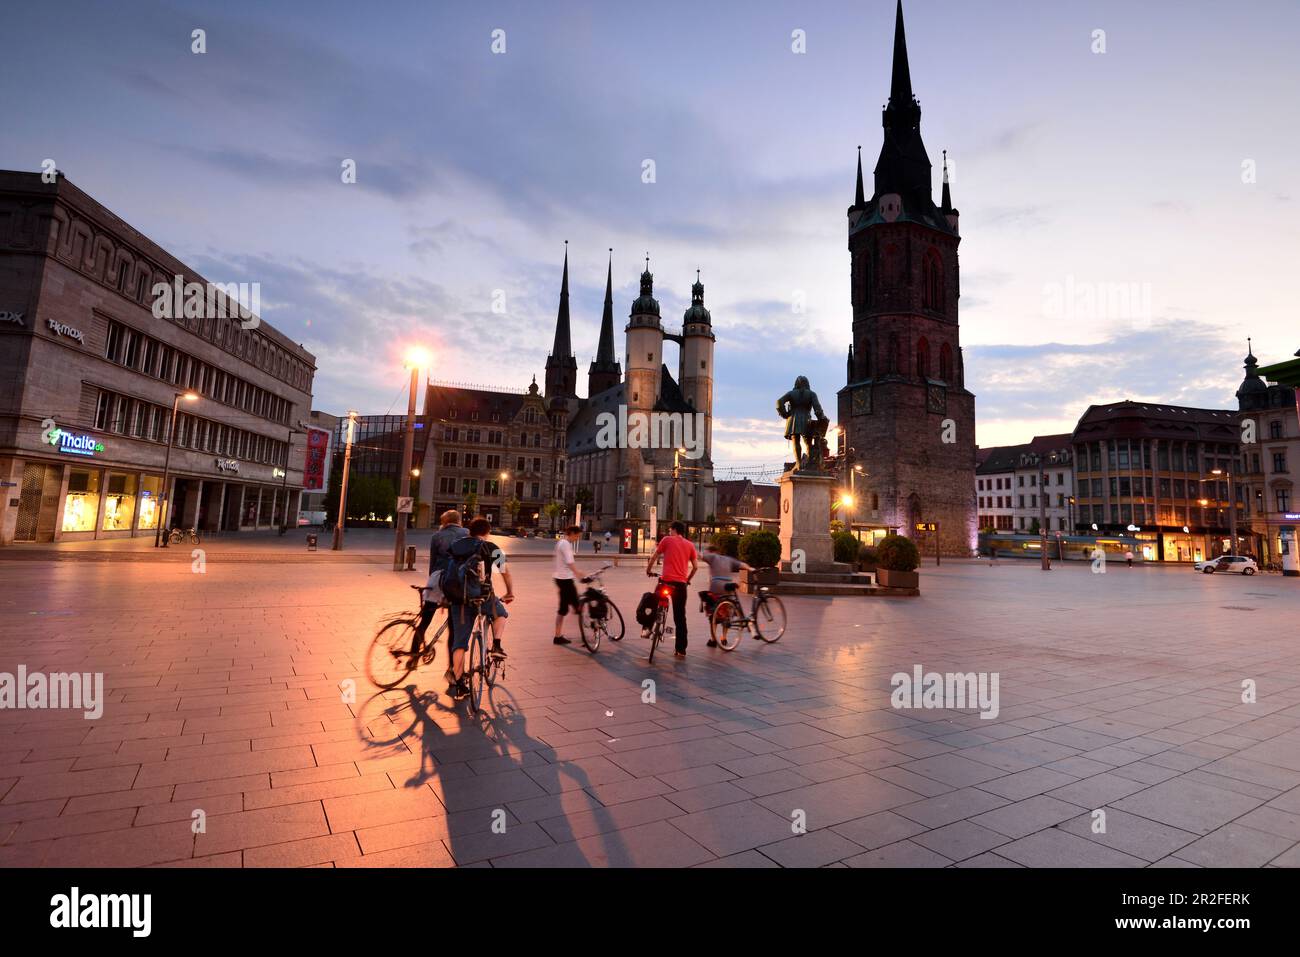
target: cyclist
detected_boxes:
[699,543,752,648]
[446,517,514,699]
[552,525,588,645]
[411,510,468,663]
[645,521,699,658]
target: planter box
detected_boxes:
[858,561,877,574]
[752,567,779,586]
[877,568,919,589]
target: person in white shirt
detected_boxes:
[552,525,586,645]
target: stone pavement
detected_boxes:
[1,553,1298,868]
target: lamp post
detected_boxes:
[393,347,429,571]
[1038,453,1051,570]
[332,410,357,551]
[278,425,305,535]
[154,391,198,547]
[1212,468,1238,555]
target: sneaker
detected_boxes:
[673,650,686,659]
[491,642,508,658]
[452,678,470,700]
[640,627,651,640]
[553,635,571,645]
[706,639,718,648]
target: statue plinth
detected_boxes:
[779,470,837,572]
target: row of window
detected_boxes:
[105,321,292,426]
[850,247,946,312]
[978,472,1068,492]
[853,335,955,381]
[1075,439,1237,476]
[443,407,565,428]
[97,251,311,391]
[437,477,563,502]
[978,494,1071,510]
[440,426,559,448]
[92,390,288,466]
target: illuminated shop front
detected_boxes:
[62,468,100,532]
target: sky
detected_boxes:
[4,0,1298,480]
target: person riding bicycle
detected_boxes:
[411,509,469,662]
[645,521,699,658]
[445,517,514,700]
[699,543,752,648]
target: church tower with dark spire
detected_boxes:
[587,249,622,397]
[838,0,977,556]
[544,242,579,416]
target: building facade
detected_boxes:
[976,435,1074,533]
[563,252,717,532]
[1071,401,1242,563]
[0,171,315,545]
[716,479,780,529]
[419,379,565,530]
[1235,343,1297,565]
[837,2,977,556]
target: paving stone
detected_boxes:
[758,828,863,867]
[894,787,1009,829]
[1172,824,1292,867]
[832,810,929,850]
[969,795,1085,839]
[912,820,1010,861]
[669,800,799,857]
[843,840,952,868]
[1113,778,1267,835]
[1056,809,1199,862]
[995,829,1147,868]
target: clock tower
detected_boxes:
[837,0,977,556]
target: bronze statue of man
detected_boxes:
[776,376,827,472]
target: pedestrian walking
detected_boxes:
[552,525,587,645]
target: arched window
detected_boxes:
[888,332,900,374]
[859,340,871,379]
[916,337,930,379]
[922,248,943,310]
[871,492,880,511]
[939,342,953,382]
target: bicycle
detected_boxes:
[645,579,677,664]
[366,585,450,689]
[462,600,506,715]
[576,564,625,653]
[168,526,200,546]
[707,582,787,650]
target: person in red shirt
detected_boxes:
[646,521,699,657]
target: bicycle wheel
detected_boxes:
[420,609,448,665]
[710,598,745,651]
[648,614,663,664]
[467,629,487,714]
[577,598,601,654]
[605,599,625,641]
[366,615,418,689]
[169,529,181,546]
[754,595,787,643]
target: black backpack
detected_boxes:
[441,537,487,605]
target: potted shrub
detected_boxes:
[876,533,920,588]
[832,530,860,565]
[711,531,740,558]
[858,543,878,573]
[739,529,782,585]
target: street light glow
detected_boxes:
[403,345,432,369]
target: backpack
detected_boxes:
[634,592,658,628]
[441,537,487,605]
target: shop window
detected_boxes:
[101,472,137,531]
[138,475,162,529]
[62,469,101,532]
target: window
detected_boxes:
[921,248,943,310]
[461,478,478,494]
[486,455,501,471]
[530,482,540,498]
[484,479,499,496]
[1278,489,1292,512]
[939,343,953,383]
[94,392,111,430]
[465,453,480,469]
[515,481,523,498]
[1270,420,1283,440]
[516,457,525,472]
[1273,452,1287,473]
[439,477,455,494]
[532,457,541,472]
[915,337,930,378]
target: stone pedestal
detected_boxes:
[778,471,836,572]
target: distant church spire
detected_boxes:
[873,0,934,209]
[854,145,866,208]
[888,0,913,107]
[545,241,577,401]
[588,248,621,396]
[941,149,953,211]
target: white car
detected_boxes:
[1195,555,1258,575]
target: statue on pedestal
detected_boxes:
[776,376,828,473]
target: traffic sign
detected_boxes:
[396,497,413,514]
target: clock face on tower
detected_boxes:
[852,386,871,415]
[927,383,947,414]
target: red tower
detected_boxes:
[837,0,977,556]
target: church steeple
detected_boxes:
[1237,337,1269,410]
[587,248,622,397]
[544,241,578,403]
[853,145,866,209]
[941,150,953,211]
[873,0,935,211]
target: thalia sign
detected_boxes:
[41,417,104,457]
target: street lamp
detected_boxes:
[154,391,199,547]
[1211,468,1238,555]
[278,425,306,536]
[393,346,430,571]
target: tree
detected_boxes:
[324,462,344,526]
[463,491,479,520]
[1029,517,1041,535]
[573,486,594,512]
[543,499,564,532]
[503,496,521,528]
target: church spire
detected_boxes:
[889,0,913,108]
[941,150,952,211]
[854,145,865,208]
[545,241,577,401]
[588,248,621,396]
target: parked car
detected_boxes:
[1194,555,1258,575]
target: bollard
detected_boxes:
[405,545,417,570]
[306,533,318,551]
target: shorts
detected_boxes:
[448,598,508,652]
[555,578,581,614]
